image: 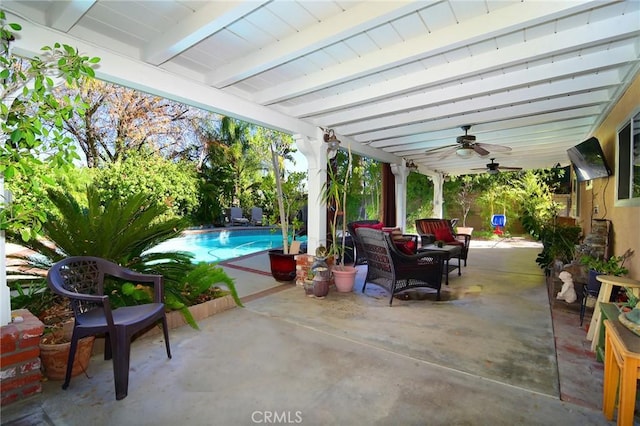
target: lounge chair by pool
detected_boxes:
[229,207,249,226]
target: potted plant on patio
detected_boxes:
[9,279,95,380]
[580,249,634,293]
[262,128,306,281]
[37,300,95,381]
[322,145,357,292]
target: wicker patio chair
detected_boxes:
[356,228,445,306]
[415,218,471,266]
[347,220,419,266]
[347,220,383,265]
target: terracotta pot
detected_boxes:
[268,249,297,282]
[333,266,357,292]
[39,336,95,380]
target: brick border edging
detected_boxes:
[1,310,44,406]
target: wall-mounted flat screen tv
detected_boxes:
[566,137,612,182]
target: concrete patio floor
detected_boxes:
[2,240,615,425]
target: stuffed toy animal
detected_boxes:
[562,262,588,285]
[557,270,577,303]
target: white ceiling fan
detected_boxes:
[424,125,512,160]
[471,158,523,175]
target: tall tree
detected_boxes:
[218,117,265,208]
[56,79,196,167]
[196,116,269,212]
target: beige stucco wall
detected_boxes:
[577,71,640,279]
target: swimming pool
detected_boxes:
[147,228,306,263]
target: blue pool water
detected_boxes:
[147,228,305,263]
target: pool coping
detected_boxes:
[218,250,274,276]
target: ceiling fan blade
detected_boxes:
[470,167,488,171]
[473,144,490,156]
[476,142,512,152]
[436,146,459,160]
[424,144,456,154]
[499,166,523,171]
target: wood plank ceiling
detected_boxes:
[4,0,640,176]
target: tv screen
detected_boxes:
[566,137,612,182]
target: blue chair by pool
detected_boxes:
[250,207,264,226]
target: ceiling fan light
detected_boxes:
[456,147,474,158]
[488,168,499,175]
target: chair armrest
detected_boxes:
[54,288,109,305]
[454,233,471,247]
[107,267,164,303]
[389,242,446,263]
[47,283,114,321]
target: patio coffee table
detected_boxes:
[418,244,462,285]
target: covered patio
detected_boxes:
[1,2,638,422]
[1,242,611,425]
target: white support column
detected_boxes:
[1,102,10,326]
[390,161,409,231]
[0,190,8,326]
[429,172,445,218]
[294,132,327,255]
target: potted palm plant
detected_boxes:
[322,146,357,292]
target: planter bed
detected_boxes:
[91,295,237,356]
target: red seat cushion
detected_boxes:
[434,227,456,243]
[395,239,416,255]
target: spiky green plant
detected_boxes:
[8,184,242,329]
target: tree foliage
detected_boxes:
[406,172,433,232]
[55,79,198,167]
[91,150,200,219]
[194,116,270,222]
[1,11,100,240]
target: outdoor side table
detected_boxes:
[587,275,640,352]
[418,244,462,285]
[603,319,640,426]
